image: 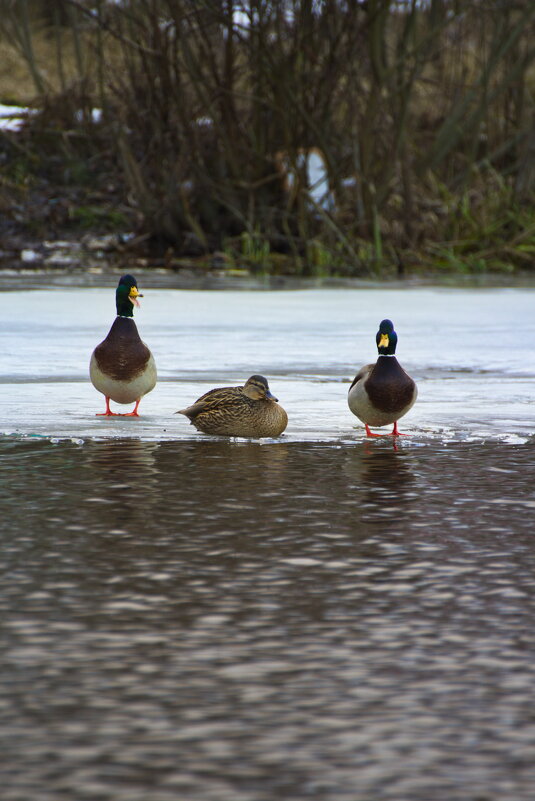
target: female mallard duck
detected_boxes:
[348,319,417,436]
[90,274,157,416]
[177,375,288,438]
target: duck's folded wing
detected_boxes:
[177,386,242,418]
[349,364,373,391]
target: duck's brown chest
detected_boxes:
[365,357,416,415]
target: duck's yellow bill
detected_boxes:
[379,334,389,348]
[129,286,143,307]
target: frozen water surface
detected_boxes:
[1,284,533,443]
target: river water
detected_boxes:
[1,284,534,800]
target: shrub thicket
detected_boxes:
[1,0,534,275]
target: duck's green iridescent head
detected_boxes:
[376,319,397,355]
[116,274,143,317]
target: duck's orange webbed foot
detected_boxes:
[122,399,141,417]
[96,398,117,416]
[390,421,408,436]
[365,424,383,438]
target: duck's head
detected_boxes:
[116,274,143,318]
[243,375,278,402]
[376,319,398,355]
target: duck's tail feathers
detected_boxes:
[176,401,206,419]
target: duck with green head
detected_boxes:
[348,319,417,436]
[90,274,157,416]
[177,375,288,438]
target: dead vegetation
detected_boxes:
[1,0,534,276]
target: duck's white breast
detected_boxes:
[90,352,157,404]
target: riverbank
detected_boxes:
[2,2,534,284]
[3,260,535,292]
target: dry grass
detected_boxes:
[0,38,43,103]
[0,29,80,102]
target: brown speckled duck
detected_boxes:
[348,319,417,437]
[90,274,157,416]
[177,375,288,438]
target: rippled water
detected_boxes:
[2,437,535,800]
[1,285,535,799]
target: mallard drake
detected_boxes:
[90,274,157,416]
[348,319,417,436]
[177,375,288,437]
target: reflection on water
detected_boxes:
[2,437,535,800]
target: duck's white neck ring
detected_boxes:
[378,353,396,357]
